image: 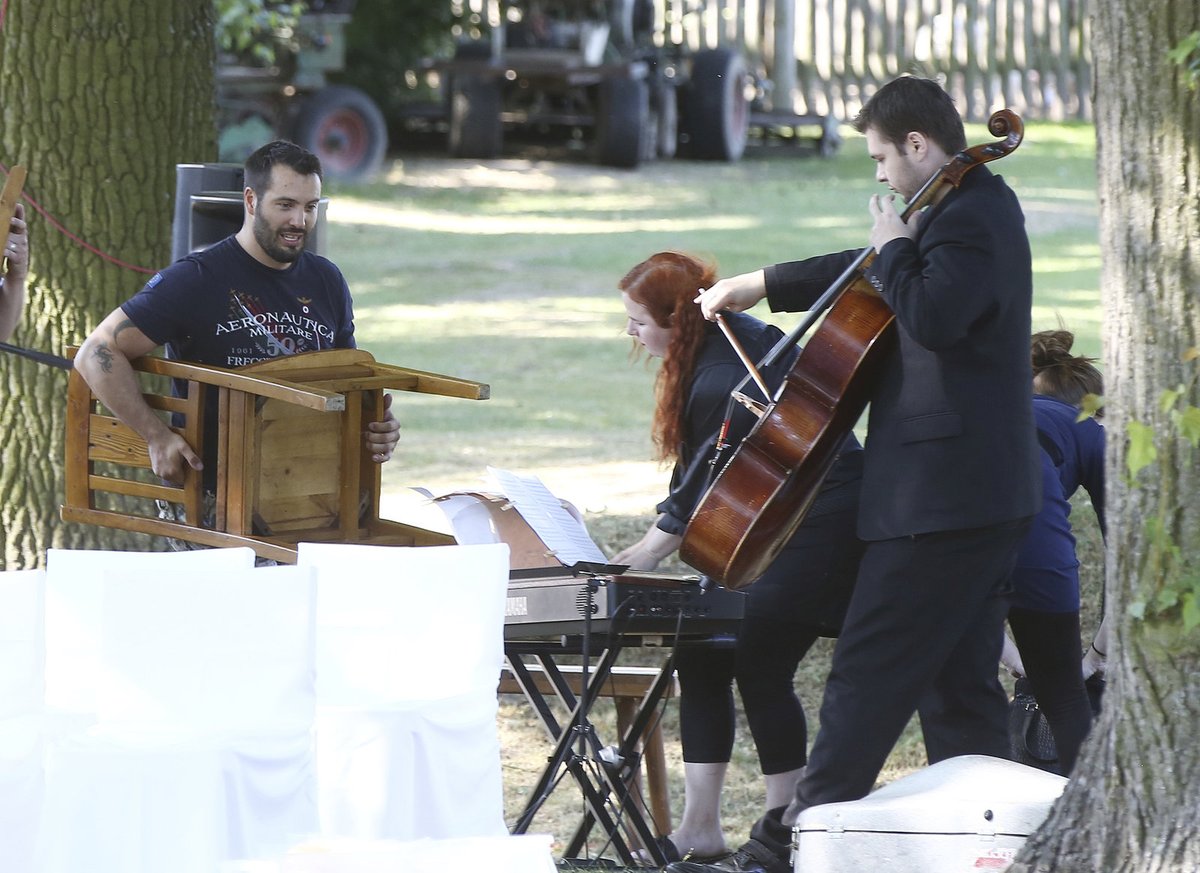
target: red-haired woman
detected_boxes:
[613,251,864,862]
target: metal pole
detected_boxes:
[772,0,797,112]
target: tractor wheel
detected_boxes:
[595,77,648,169]
[683,48,750,161]
[449,74,503,159]
[609,0,655,49]
[655,81,679,159]
[292,85,388,181]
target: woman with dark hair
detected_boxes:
[613,251,864,862]
[1001,328,1107,775]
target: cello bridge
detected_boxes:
[732,392,767,419]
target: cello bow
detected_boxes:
[679,110,1024,590]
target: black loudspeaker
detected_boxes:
[170,162,327,263]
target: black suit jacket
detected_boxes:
[763,168,1040,541]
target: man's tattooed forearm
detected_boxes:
[92,342,115,373]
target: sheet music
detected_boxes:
[487,466,610,566]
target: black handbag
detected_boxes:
[1008,675,1106,774]
[1008,677,1060,771]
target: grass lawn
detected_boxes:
[321,122,1104,865]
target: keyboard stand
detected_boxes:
[505,636,677,867]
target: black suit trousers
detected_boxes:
[750,518,1031,861]
[792,518,1029,815]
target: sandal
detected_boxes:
[652,835,730,864]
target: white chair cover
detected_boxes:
[0,569,46,873]
[275,834,557,873]
[38,562,318,873]
[44,547,257,717]
[296,542,510,841]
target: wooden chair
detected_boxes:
[62,348,488,563]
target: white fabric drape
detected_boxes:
[0,569,46,873]
[37,562,318,873]
[297,541,510,841]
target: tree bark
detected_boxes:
[0,0,216,568]
[1013,0,1200,869]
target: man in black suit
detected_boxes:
[670,76,1041,873]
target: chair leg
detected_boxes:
[616,697,672,842]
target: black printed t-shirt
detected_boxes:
[121,235,356,485]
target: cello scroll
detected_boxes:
[907,109,1024,212]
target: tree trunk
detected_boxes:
[1013,0,1200,870]
[0,0,216,569]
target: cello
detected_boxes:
[679,109,1025,590]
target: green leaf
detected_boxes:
[1153,585,1180,612]
[1167,31,1200,65]
[1126,420,1158,479]
[1160,387,1182,413]
[1178,406,1200,447]
[1129,599,1147,620]
[1183,593,1200,632]
[1170,31,1200,87]
[1078,393,1105,421]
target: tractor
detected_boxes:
[216,0,388,181]
[410,0,756,168]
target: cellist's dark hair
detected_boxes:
[1031,329,1103,413]
[853,76,967,154]
[619,251,718,463]
[244,140,322,197]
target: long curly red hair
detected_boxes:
[619,252,718,462]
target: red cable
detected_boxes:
[2,7,156,275]
[2,162,158,275]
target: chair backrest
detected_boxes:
[0,569,45,721]
[297,542,509,705]
[63,361,209,535]
[93,563,316,732]
[44,548,257,715]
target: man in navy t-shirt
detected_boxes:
[75,140,400,491]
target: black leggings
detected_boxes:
[675,500,862,774]
[675,619,823,774]
[1007,606,1094,775]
